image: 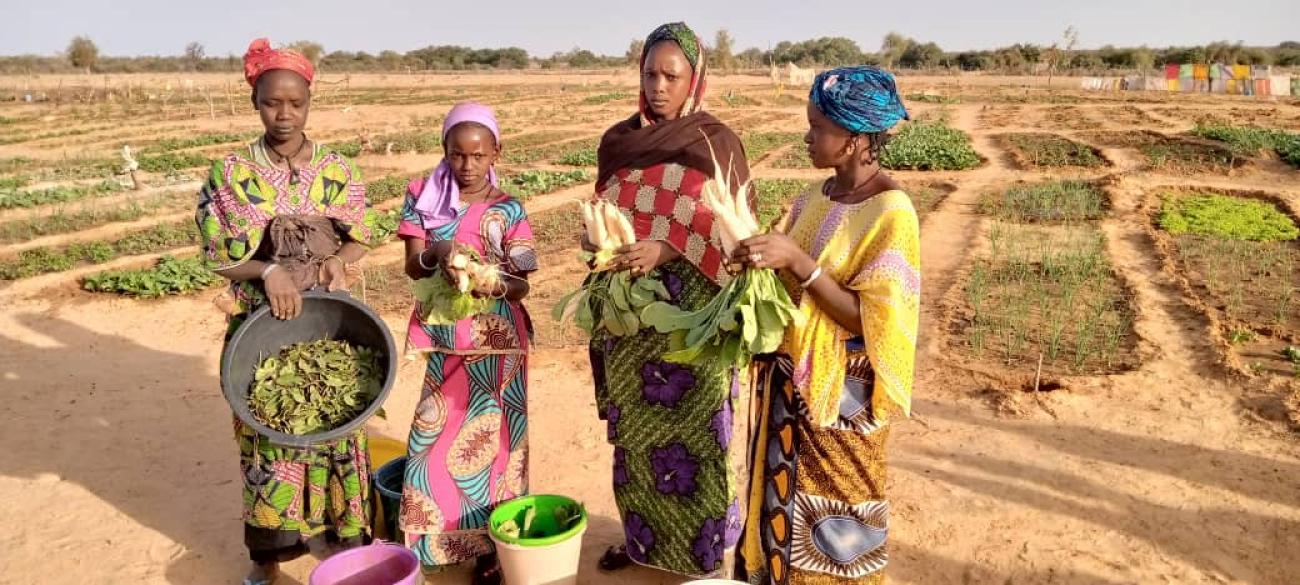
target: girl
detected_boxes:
[396,102,536,585]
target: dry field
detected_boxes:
[1,72,1299,584]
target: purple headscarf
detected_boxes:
[413,102,501,228]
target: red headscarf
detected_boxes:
[243,38,315,87]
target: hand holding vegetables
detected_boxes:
[731,233,810,273]
[638,136,803,368]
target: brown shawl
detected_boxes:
[596,111,750,192]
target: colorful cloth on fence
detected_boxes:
[1193,64,1209,81]
[1144,77,1167,92]
[590,258,742,578]
[1252,65,1271,80]
[235,420,372,551]
[243,38,315,87]
[774,187,919,428]
[396,188,535,566]
[397,185,537,355]
[400,344,530,566]
[640,22,707,123]
[1165,64,1179,80]
[809,66,909,134]
[738,353,891,584]
[195,141,378,321]
[413,102,501,230]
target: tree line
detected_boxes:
[7,32,1298,76]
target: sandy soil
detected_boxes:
[1,72,1298,585]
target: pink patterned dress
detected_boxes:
[395,180,536,566]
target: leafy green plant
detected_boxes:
[881,121,982,171]
[1159,193,1298,242]
[981,181,1105,223]
[1005,134,1104,168]
[375,131,441,154]
[556,146,598,167]
[137,152,211,173]
[151,132,255,152]
[0,221,198,280]
[0,180,123,209]
[366,175,409,205]
[1228,329,1257,344]
[1191,123,1300,168]
[333,141,363,158]
[81,255,221,297]
[503,170,589,200]
[248,339,383,435]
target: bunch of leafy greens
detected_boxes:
[553,270,671,337]
[248,340,383,435]
[642,268,803,368]
[412,272,493,325]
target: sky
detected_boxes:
[5,0,1297,58]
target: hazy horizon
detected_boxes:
[7,0,1297,58]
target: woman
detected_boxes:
[733,66,919,584]
[396,102,535,585]
[196,39,381,585]
[588,22,749,579]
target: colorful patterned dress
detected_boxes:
[590,162,745,578]
[396,180,537,567]
[738,187,920,585]
[195,141,381,561]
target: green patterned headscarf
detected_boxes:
[639,22,708,121]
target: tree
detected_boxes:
[1132,47,1155,74]
[714,29,736,72]
[899,41,943,69]
[1047,25,1079,87]
[184,42,205,71]
[880,32,913,69]
[67,36,98,73]
[626,39,645,65]
[287,41,325,65]
[737,47,765,69]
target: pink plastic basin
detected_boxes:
[308,542,419,585]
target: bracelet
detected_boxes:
[799,266,824,289]
[416,249,438,272]
[260,263,280,280]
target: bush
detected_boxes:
[1192,123,1300,168]
[1159,193,1298,242]
[882,122,982,171]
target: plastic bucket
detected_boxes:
[488,495,588,585]
[374,456,407,543]
[308,542,419,585]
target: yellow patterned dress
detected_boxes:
[738,187,919,584]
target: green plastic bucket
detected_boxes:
[488,495,588,585]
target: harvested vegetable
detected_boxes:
[553,270,671,336]
[411,273,493,325]
[495,502,585,540]
[248,339,384,435]
[640,137,803,368]
[554,200,671,336]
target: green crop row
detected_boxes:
[504,170,589,200]
[0,180,124,209]
[82,255,222,298]
[0,221,198,280]
[1191,123,1300,168]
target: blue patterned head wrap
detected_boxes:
[809,66,910,134]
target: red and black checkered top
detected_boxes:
[598,162,733,287]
